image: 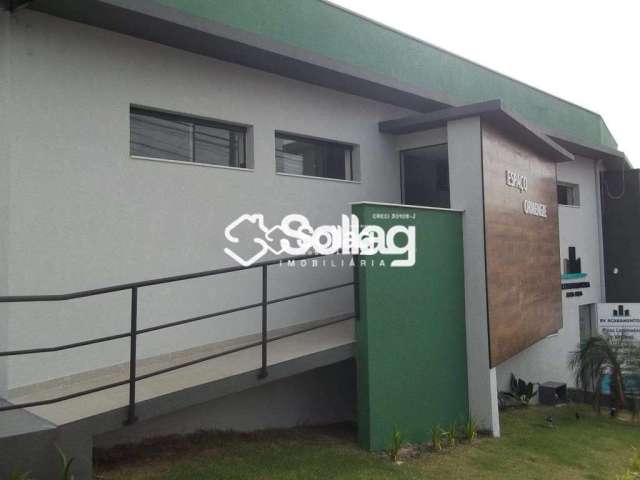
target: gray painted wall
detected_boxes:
[95,359,356,448]
[4,10,412,388]
[496,156,605,390]
[447,118,500,436]
[0,11,11,397]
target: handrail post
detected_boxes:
[125,287,138,425]
[258,264,268,379]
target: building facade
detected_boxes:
[0,1,636,477]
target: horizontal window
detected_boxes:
[276,133,355,181]
[557,182,580,206]
[130,107,247,168]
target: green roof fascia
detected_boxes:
[153,0,617,149]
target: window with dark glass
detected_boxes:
[275,133,354,181]
[130,107,246,168]
[557,182,580,206]
[401,144,450,208]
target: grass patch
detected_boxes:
[95,406,640,479]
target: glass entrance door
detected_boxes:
[400,144,450,208]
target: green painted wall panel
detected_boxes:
[352,204,468,451]
[154,0,616,149]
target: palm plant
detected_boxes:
[569,334,640,412]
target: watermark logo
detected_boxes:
[224,214,415,267]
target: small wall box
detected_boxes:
[539,382,568,405]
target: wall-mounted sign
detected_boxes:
[505,170,528,192]
[523,199,548,218]
[505,170,547,218]
[596,303,640,342]
[561,246,587,280]
[561,247,589,296]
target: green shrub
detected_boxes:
[463,418,478,442]
[443,422,457,448]
[56,446,75,480]
[510,374,538,405]
[387,425,403,462]
[431,425,443,451]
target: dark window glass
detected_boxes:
[130,108,246,168]
[276,133,354,181]
[130,111,192,162]
[557,183,580,206]
[558,185,569,205]
[194,124,245,167]
[401,144,450,208]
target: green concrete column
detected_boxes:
[353,202,468,451]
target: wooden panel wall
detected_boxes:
[482,122,562,366]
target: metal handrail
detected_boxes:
[0,332,133,357]
[0,252,359,422]
[0,252,328,303]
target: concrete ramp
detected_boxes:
[0,317,355,479]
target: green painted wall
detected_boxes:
[352,203,468,451]
[154,0,616,149]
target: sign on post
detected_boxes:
[596,303,640,342]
